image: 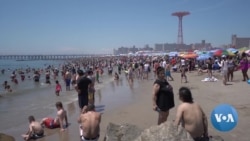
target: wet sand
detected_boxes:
[3,70,250,141]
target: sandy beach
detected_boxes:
[2,70,250,141]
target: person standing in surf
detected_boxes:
[55,80,62,96]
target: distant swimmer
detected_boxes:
[45,70,51,84]
[2,81,12,92]
[40,101,68,131]
[21,73,25,81]
[21,115,44,141]
[1,69,4,74]
[78,104,101,141]
[33,71,40,82]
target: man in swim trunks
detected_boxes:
[78,104,101,141]
[40,101,68,131]
[22,115,44,141]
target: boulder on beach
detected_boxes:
[103,122,224,141]
[103,122,143,141]
[134,121,194,141]
[0,133,15,141]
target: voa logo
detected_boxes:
[211,104,238,132]
[214,113,235,123]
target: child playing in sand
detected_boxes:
[55,80,62,96]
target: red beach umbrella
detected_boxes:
[213,49,229,56]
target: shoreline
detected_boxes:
[1,70,250,141]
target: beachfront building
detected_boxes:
[231,34,250,48]
[154,40,212,52]
[192,40,212,51]
[113,45,153,55]
[154,43,191,52]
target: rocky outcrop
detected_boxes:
[103,122,224,141]
[134,122,194,141]
[0,133,15,141]
[103,123,143,141]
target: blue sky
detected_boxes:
[0,0,250,55]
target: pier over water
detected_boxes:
[0,54,109,60]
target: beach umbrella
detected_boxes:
[197,54,212,61]
[168,52,178,57]
[193,50,199,54]
[209,49,219,54]
[213,49,229,56]
[238,47,249,54]
[227,48,238,54]
[228,51,236,56]
[180,53,198,59]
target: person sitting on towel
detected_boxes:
[78,104,101,141]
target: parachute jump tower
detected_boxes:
[172,11,190,46]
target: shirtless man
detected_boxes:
[174,87,208,140]
[40,101,68,131]
[78,104,101,141]
[22,115,44,141]
[165,62,174,81]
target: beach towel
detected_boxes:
[201,77,218,82]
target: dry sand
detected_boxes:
[13,70,250,141]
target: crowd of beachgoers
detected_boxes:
[1,47,249,93]
[0,47,249,141]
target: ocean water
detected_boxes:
[0,59,139,139]
[0,60,64,70]
[0,60,64,94]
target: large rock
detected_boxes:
[0,133,15,141]
[103,123,143,141]
[103,122,224,141]
[134,121,194,141]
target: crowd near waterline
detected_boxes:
[0,51,249,141]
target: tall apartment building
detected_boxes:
[232,34,250,48]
